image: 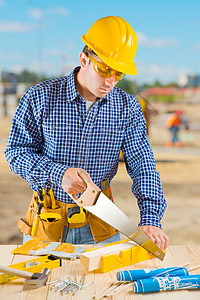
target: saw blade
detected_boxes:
[84,192,165,260]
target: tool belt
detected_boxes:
[18,187,118,243]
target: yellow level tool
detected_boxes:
[0,255,61,284]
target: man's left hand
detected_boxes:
[139,225,169,250]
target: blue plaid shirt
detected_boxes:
[5,67,166,228]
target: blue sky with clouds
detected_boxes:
[0,0,200,84]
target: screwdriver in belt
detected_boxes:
[31,190,45,236]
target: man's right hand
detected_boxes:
[61,168,90,196]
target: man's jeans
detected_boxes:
[23,223,120,245]
[169,126,179,143]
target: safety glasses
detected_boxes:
[88,54,125,81]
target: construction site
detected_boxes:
[1,3,200,297]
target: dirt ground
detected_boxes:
[0,100,200,246]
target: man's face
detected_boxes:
[80,53,121,100]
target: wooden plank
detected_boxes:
[163,246,189,267]
[0,246,50,300]
[0,245,17,265]
[47,258,95,300]
[93,246,197,300]
[0,245,17,294]
[186,245,200,274]
[1,245,200,299]
[80,241,136,271]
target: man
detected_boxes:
[5,16,169,250]
[166,110,183,147]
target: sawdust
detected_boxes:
[0,101,199,245]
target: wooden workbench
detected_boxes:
[0,245,200,299]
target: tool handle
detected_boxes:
[0,264,33,280]
[49,188,57,209]
[68,171,101,207]
[31,215,40,236]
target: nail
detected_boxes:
[65,284,77,294]
[72,285,80,296]
[80,274,86,286]
[60,283,74,295]
[51,281,65,290]
[83,281,94,288]
[55,281,69,291]
[69,278,82,288]
[46,279,62,285]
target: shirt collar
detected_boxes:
[66,67,81,102]
[66,66,109,105]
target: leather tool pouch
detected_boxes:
[17,180,117,243]
[17,192,64,242]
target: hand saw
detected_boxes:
[68,172,165,261]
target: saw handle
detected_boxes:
[68,171,101,207]
[0,264,33,280]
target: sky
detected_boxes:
[0,0,200,84]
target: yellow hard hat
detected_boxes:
[82,16,138,75]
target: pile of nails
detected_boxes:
[46,275,93,296]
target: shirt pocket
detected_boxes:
[42,120,71,161]
[97,127,124,165]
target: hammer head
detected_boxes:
[23,268,50,290]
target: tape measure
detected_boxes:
[68,206,86,224]
[0,255,61,284]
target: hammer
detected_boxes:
[0,264,50,290]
